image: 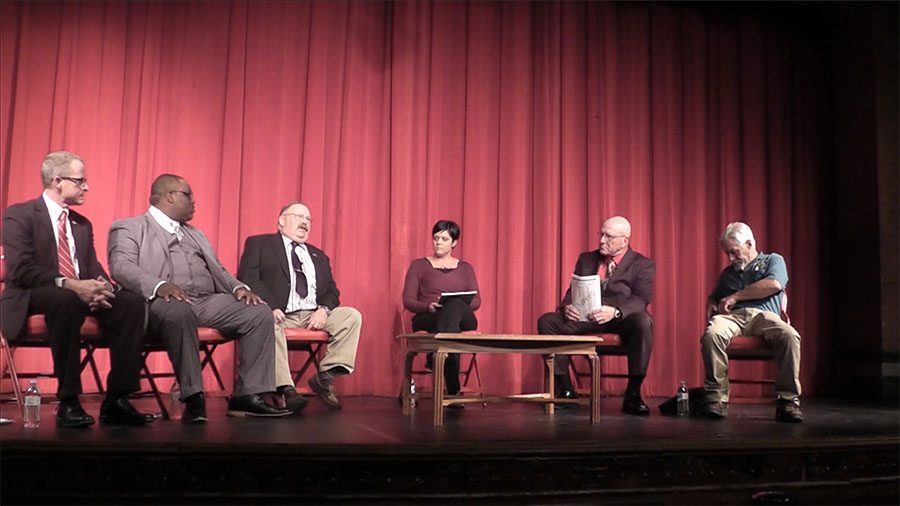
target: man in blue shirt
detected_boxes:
[700,222,803,422]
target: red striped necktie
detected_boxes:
[57,210,77,279]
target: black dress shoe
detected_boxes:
[227,394,291,418]
[100,396,154,426]
[56,400,95,428]
[278,386,309,414]
[446,391,465,410]
[182,392,208,424]
[622,394,651,416]
[555,389,579,410]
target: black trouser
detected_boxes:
[537,310,654,392]
[411,297,478,395]
[24,286,146,399]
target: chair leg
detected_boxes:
[80,345,105,394]
[290,343,324,385]
[1,337,23,408]
[402,351,416,415]
[199,344,227,391]
[461,353,486,406]
[140,351,169,420]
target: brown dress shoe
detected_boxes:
[699,401,729,419]
[775,399,804,423]
[307,376,341,410]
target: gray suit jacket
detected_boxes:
[107,211,243,300]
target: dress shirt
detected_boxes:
[281,234,318,312]
[43,191,80,283]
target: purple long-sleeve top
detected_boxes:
[402,257,482,314]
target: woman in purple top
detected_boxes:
[402,220,481,397]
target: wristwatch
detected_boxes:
[614,308,622,319]
[318,305,332,316]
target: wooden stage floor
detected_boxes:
[1,395,898,504]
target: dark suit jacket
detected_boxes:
[1,196,109,339]
[237,233,340,312]
[558,248,655,317]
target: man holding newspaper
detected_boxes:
[537,216,656,416]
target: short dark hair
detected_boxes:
[432,220,460,241]
[149,174,184,205]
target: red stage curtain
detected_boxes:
[0,1,829,398]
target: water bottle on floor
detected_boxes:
[24,380,41,428]
[677,381,689,416]
[409,378,417,408]
[168,381,182,421]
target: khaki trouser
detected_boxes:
[273,307,362,388]
[700,307,801,404]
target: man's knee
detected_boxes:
[50,289,87,321]
[537,312,561,334]
[333,306,362,327]
[244,303,275,327]
[700,324,732,351]
[773,326,801,352]
[625,312,653,336]
[150,299,197,326]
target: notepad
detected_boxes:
[438,291,477,305]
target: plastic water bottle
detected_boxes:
[24,380,41,428]
[168,381,182,420]
[677,381,689,416]
[409,378,417,408]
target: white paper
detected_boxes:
[571,274,602,322]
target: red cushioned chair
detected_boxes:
[284,328,330,392]
[0,246,105,409]
[569,333,627,396]
[570,297,791,400]
[137,327,231,419]
[725,293,791,401]
[397,309,483,403]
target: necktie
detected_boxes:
[57,211,77,279]
[291,242,309,298]
[608,260,617,277]
[173,224,183,242]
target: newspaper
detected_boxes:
[571,274,602,322]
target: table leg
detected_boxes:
[402,351,416,416]
[589,353,600,423]
[433,351,447,426]
[545,354,555,415]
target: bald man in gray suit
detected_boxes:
[108,174,288,423]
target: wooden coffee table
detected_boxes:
[398,333,603,426]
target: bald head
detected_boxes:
[599,216,631,256]
[604,216,631,237]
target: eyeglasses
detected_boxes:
[59,176,88,188]
[170,190,193,199]
[282,212,312,223]
[600,232,626,241]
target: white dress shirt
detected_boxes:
[281,234,318,312]
[43,191,80,283]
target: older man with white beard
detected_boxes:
[699,222,803,423]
